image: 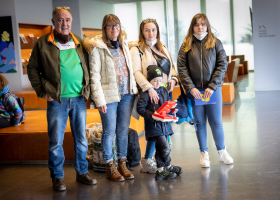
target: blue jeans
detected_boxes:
[191,87,225,152]
[99,94,134,163]
[47,96,88,179]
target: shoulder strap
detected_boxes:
[136,46,143,60]
[178,80,187,100]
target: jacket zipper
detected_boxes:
[122,44,134,94]
[106,47,121,100]
[201,42,203,89]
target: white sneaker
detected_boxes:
[218,147,234,165]
[140,157,157,173]
[150,157,157,166]
[200,151,210,168]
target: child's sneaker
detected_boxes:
[155,168,177,180]
[166,164,183,175]
[218,147,233,165]
[140,157,157,173]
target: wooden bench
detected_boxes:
[224,58,240,84]
[13,91,92,109]
[13,91,47,109]
[0,109,144,163]
[221,83,235,104]
[231,55,248,75]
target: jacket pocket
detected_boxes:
[43,80,56,96]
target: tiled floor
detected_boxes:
[1,72,280,200]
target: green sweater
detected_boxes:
[27,30,90,103]
[55,39,84,98]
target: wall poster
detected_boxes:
[0,16,17,73]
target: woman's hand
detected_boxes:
[98,105,107,114]
[45,93,53,101]
[148,88,159,104]
[203,88,214,99]
[190,88,202,99]
[168,79,176,92]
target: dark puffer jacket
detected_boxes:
[177,36,228,93]
[137,87,173,141]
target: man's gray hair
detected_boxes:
[52,8,72,19]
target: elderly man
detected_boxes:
[27,7,96,191]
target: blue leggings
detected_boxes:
[191,87,225,152]
[144,140,156,159]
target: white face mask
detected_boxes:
[145,39,157,47]
[193,32,208,41]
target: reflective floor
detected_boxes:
[1,72,280,200]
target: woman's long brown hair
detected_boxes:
[184,13,216,52]
[138,19,165,54]
[102,14,124,48]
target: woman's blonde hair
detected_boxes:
[0,74,9,91]
[184,13,216,52]
[102,14,124,48]
[138,19,165,54]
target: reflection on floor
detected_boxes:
[1,72,280,200]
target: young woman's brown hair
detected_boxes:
[184,13,216,52]
[102,14,124,48]
[0,74,9,91]
[138,19,165,54]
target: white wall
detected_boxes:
[79,0,115,29]
[253,0,280,91]
[0,0,114,92]
[0,0,22,91]
[14,0,53,91]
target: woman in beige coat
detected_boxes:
[130,18,178,174]
[84,14,138,182]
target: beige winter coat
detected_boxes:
[84,34,138,107]
[129,41,178,92]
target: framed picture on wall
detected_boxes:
[0,16,17,73]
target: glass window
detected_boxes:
[177,0,201,46]
[234,0,253,70]
[115,3,138,42]
[206,0,232,57]
[141,1,168,47]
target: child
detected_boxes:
[137,65,183,180]
[0,74,23,128]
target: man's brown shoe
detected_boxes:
[52,178,66,191]
[76,173,97,185]
[118,159,134,180]
[106,161,125,182]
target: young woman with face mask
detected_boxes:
[177,13,233,168]
[130,18,178,174]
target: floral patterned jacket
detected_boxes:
[0,86,22,126]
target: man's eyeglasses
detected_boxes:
[55,6,70,11]
[142,18,156,24]
[106,24,120,29]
